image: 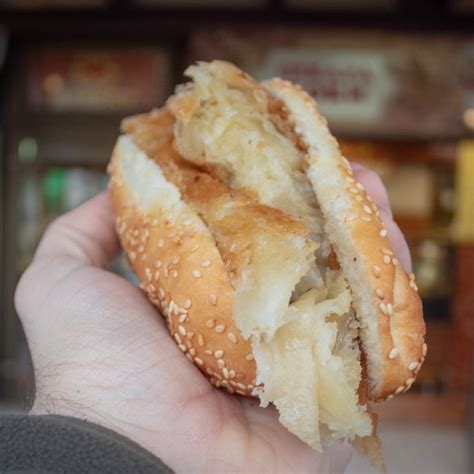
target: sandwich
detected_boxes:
[107,60,426,462]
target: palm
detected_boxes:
[21,255,347,472]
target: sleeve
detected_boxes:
[0,413,173,473]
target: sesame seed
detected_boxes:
[186,331,194,340]
[386,303,393,315]
[178,314,187,323]
[383,255,391,264]
[206,319,215,328]
[373,265,381,277]
[376,288,384,299]
[201,259,211,268]
[387,394,394,400]
[174,334,182,344]
[171,269,178,278]
[158,239,164,247]
[158,288,165,299]
[197,334,204,346]
[408,361,419,371]
[217,359,225,369]
[151,218,158,225]
[138,245,145,253]
[209,293,217,305]
[172,256,180,264]
[356,182,364,191]
[155,261,162,268]
[178,325,186,336]
[355,195,363,202]
[154,271,160,281]
[229,244,236,253]
[178,343,187,352]
[382,248,394,256]
[395,386,405,395]
[195,357,204,366]
[189,348,196,356]
[184,299,192,309]
[388,347,399,359]
[363,205,373,214]
[204,350,213,355]
[215,324,226,334]
[214,350,224,358]
[406,377,415,385]
[380,229,388,237]
[227,332,237,344]
[362,216,371,222]
[392,258,399,266]
[349,187,359,194]
[229,370,236,379]
[190,244,199,253]
[192,269,202,278]
[168,231,177,238]
[206,367,213,375]
[422,343,427,356]
[409,272,416,281]
[237,382,247,390]
[245,353,254,361]
[227,386,235,394]
[379,302,388,314]
[222,368,230,379]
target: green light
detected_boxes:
[18,137,38,163]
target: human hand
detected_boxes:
[15,164,407,473]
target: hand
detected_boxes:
[15,164,407,473]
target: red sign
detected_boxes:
[27,49,171,112]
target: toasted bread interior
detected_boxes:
[165,62,373,448]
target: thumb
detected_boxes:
[34,192,120,268]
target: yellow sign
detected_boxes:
[455,140,474,243]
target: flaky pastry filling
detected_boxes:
[168,62,373,448]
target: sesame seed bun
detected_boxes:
[107,60,426,456]
[262,77,426,401]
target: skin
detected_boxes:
[15,165,410,473]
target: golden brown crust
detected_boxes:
[108,139,257,396]
[109,107,311,396]
[262,77,426,400]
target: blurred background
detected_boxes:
[0,1,473,472]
